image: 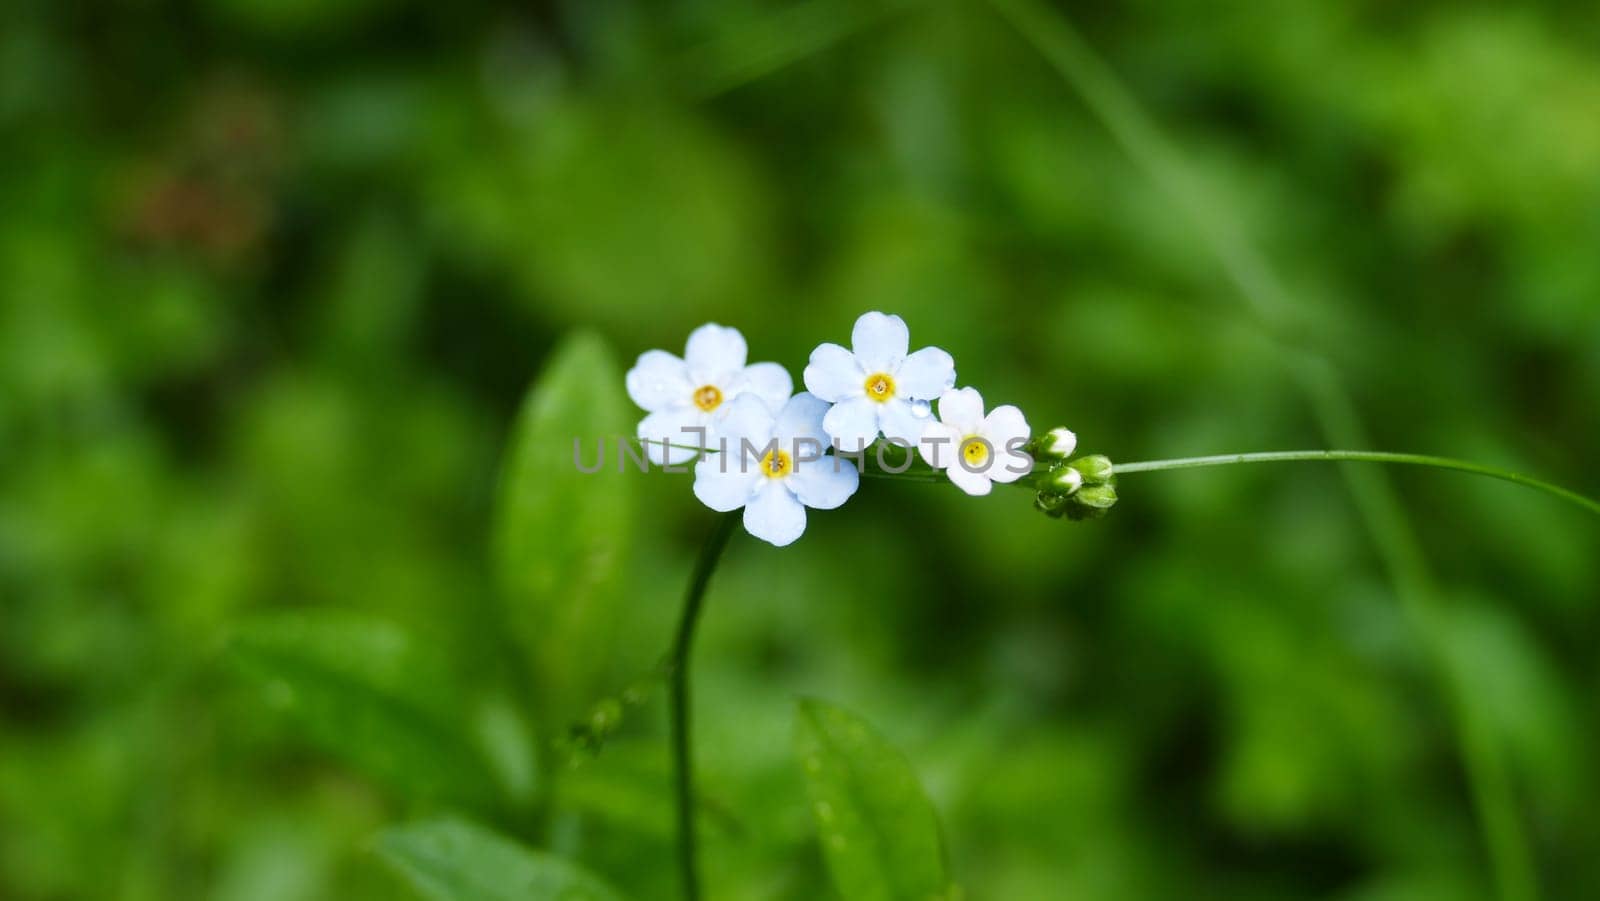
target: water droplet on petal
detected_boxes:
[911,399,931,419]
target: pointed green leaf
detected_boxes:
[795,699,951,901]
[376,818,624,901]
[229,611,498,808]
[492,332,635,729]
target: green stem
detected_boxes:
[1114,451,1600,518]
[983,2,1544,896]
[641,437,1600,514]
[669,512,739,901]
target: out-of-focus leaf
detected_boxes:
[471,694,539,810]
[681,0,921,100]
[375,818,624,901]
[1444,599,1585,812]
[557,746,675,840]
[794,699,951,901]
[229,611,497,808]
[492,332,635,729]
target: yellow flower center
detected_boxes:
[961,436,991,468]
[692,384,723,412]
[863,372,896,403]
[760,448,794,479]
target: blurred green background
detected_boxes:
[3,0,1599,898]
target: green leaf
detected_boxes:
[376,818,624,901]
[554,742,684,840]
[681,0,924,100]
[794,699,951,901]
[229,611,498,808]
[492,332,635,729]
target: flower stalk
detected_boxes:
[1113,450,1600,518]
[668,511,739,901]
[648,442,1594,901]
[638,437,1600,518]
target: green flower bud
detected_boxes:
[1030,427,1078,461]
[1074,483,1118,509]
[1034,491,1071,517]
[1048,464,1084,495]
[1063,483,1118,520]
[1069,454,1116,485]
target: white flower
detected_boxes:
[917,387,1033,496]
[626,324,793,464]
[802,311,956,450]
[692,393,861,547]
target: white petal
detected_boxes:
[945,463,993,497]
[980,405,1030,447]
[918,422,964,469]
[684,323,748,383]
[693,455,759,511]
[712,392,777,446]
[743,482,807,546]
[893,346,956,400]
[935,387,985,434]
[625,350,692,412]
[730,361,793,412]
[980,406,1033,484]
[802,342,865,402]
[822,396,880,451]
[988,452,1034,484]
[788,454,860,510]
[637,407,710,464]
[877,397,926,447]
[774,392,832,449]
[850,311,910,373]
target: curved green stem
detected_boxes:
[639,438,1600,514]
[1114,450,1600,518]
[669,512,739,901]
[974,5,1547,893]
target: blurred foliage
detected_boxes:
[2,0,1599,899]
[492,333,636,734]
[795,699,951,900]
[375,819,624,901]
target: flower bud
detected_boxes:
[1074,483,1118,509]
[1031,427,1078,461]
[1064,483,1118,520]
[1048,465,1084,496]
[1034,491,1071,517]
[1069,454,1115,485]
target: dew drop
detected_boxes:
[911,399,932,419]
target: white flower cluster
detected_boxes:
[626,312,1036,546]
